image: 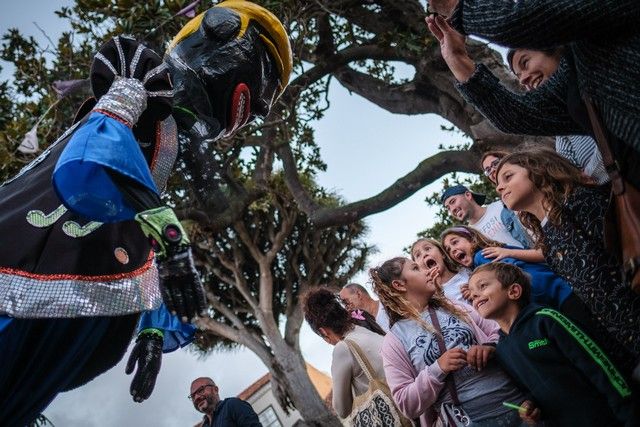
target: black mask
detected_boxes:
[166,6,281,143]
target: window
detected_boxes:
[258,405,282,427]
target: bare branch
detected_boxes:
[282,44,406,105]
[278,144,479,227]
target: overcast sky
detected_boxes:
[1,2,468,425]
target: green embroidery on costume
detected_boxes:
[26,205,68,228]
[62,220,103,238]
[536,308,631,397]
[26,204,103,237]
[527,338,549,350]
[173,105,199,122]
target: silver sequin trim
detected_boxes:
[150,116,179,191]
[94,77,147,126]
[147,89,174,98]
[143,63,169,85]
[113,36,127,76]
[0,263,161,318]
[129,43,145,78]
[1,121,83,188]
[94,52,118,76]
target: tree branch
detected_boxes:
[279,145,479,227]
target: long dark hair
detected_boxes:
[302,288,385,337]
[352,309,386,336]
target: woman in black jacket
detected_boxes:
[425,0,640,188]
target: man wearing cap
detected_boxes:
[441,184,530,248]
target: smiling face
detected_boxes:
[444,193,475,222]
[511,49,560,91]
[468,270,512,319]
[411,241,447,275]
[496,162,539,212]
[482,154,501,185]
[442,234,474,268]
[190,378,220,414]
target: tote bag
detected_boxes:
[342,339,413,427]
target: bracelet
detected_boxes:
[139,327,164,340]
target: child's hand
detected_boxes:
[460,284,472,302]
[437,348,467,373]
[481,246,512,262]
[519,400,541,425]
[466,345,495,371]
[426,266,443,289]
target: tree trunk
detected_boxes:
[269,337,341,426]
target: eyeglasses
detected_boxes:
[188,384,214,400]
[483,158,501,177]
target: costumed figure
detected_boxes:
[0,1,292,425]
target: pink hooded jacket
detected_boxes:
[380,305,500,426]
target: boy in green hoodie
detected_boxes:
[468,262,632,427]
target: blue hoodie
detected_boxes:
[474,247,572,309]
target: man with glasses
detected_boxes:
[338,283,390,332]
[189,377,261,427]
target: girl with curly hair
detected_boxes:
[371,257,528,426]
[302,287,386,419]
[495,149,640,363]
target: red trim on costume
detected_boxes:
[93,108,132,127]
[0,252,155,282]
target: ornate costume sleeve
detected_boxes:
[137,304,196,352]
[456,62,582,136]
[53,36,172,223]
[449,0,640,49]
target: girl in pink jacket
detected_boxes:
[370,257,530,426]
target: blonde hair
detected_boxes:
[369,257,469,331]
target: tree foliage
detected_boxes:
[0,1,550,422]
[0,0,550,230]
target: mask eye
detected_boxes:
[201,8,241,42]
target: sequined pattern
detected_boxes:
[150,116,179,191]
[94,77,147,126]
[0,261,161,318]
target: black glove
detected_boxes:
[135,206,207,322]
[125,330,163,403]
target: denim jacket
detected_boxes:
[500,205,532,249]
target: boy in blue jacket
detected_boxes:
[468,262,632,427]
